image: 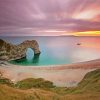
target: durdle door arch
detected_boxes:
[0,39,41,61]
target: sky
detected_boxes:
[0,0,100,36]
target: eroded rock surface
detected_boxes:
[0,39,40,61]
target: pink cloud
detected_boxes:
[0,0,100,36]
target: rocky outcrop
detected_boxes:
[0,39,41,61]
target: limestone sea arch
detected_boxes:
[0,39,41,61]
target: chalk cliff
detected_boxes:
[0,39,41,61]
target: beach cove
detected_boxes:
[0,59,100,87]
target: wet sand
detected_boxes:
[0,59,100,87]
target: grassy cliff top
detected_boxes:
[0,69,100,100]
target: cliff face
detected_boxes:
[0,39,41,61]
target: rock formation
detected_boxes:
[0,39,41,61]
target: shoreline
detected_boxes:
[0,59,100,87]
[7,58,100,69]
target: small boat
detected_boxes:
[77,43,81,45]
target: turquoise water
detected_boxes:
[1,36,100,66]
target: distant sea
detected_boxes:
[0,36,100,66]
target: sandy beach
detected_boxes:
[0,59,100,87]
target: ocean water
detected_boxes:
[1,36,100,66]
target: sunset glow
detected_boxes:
[74,10,99,20]
[74,31,100,36]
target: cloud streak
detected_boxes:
[0,0,100,36]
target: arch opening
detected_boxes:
[26,48,34,61]
[25,48,40,64]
